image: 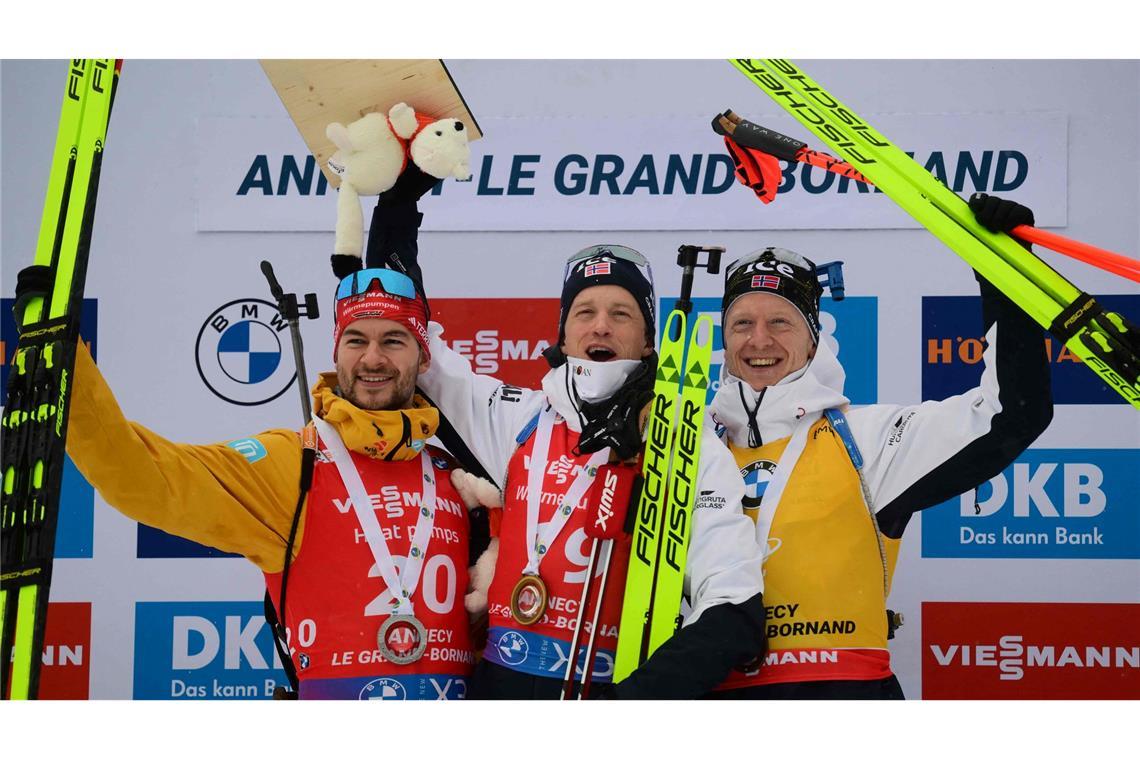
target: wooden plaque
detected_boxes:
[260,59,482,188]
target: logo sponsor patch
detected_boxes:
[922,602,1140,699]
[195,299,297,406]
[359,677,407,701]
[921,449,1140,559]
[226,438,267,463]
[496,630,529,666]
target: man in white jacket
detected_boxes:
[706,194,1054,699]
[413,243,767,699]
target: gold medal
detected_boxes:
[509,573,549,625]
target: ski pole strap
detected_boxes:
[1048,292,1102,345]
[266,431,318,695]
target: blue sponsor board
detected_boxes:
[921,294,1140,404]
[660,296,877,405]
[921,449,1140,559]
[137,525,241,559]
[1,298,97,558]
[133,601,287,700]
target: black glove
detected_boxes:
[11,265,53,333]
[969,192,1035,235]
[574,357,656,461]
[330,253,364,280]
[377,162,443,207]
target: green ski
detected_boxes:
[614,246,719,683]
[1,58,120,700]
[729,58,1140,409]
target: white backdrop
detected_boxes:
[1,59,1137,700]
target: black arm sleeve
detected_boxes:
[875,273,1054,539]
[370,199,497,484]
[365,200,427,303]
[610,592,767,699]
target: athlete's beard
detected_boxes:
[336,363,419,411]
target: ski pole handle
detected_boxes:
[260,261,314,425]
[675,245,725,315]
[261,260,285,301]
[713,109,806,161]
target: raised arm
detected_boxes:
[66,342,303,572]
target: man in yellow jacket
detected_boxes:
[25,266,483,699]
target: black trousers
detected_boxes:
[469,660,569,700]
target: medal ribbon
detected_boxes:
[753,412,818,559]
[313,416,437,616]
[523,407,610,576]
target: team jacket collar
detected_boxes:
[709,339,850,448]
[312,372,439,461]
[539,357,641,433]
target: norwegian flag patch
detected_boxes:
[751,274,781,290]
[584,261,611,277]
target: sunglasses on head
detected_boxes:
[336,268,419,301]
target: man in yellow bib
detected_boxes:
[708,194,1054,698]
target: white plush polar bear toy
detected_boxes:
[326,102,471,259]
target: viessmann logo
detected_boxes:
[432,298,561,390]
[922,602,1140,699]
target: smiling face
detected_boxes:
[334,318,430,410]
[562,285,653,362]
[723,292,816,391]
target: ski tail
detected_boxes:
[645,314,715,653]
[730,58,1140,408]
[1,58,119,701]
[613,310,687,681]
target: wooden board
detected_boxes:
[260,59,481,188]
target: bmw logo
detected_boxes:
[195,299,297,406]
[497,630,529,666]
[359,677,407,701]
[740,459,777,511]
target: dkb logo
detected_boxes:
[921,449,1139,559]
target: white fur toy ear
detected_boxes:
[465,536,498,615]
[450,468,503,510]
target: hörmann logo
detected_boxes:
[635,393,673,564]
[922,294,1140,404]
